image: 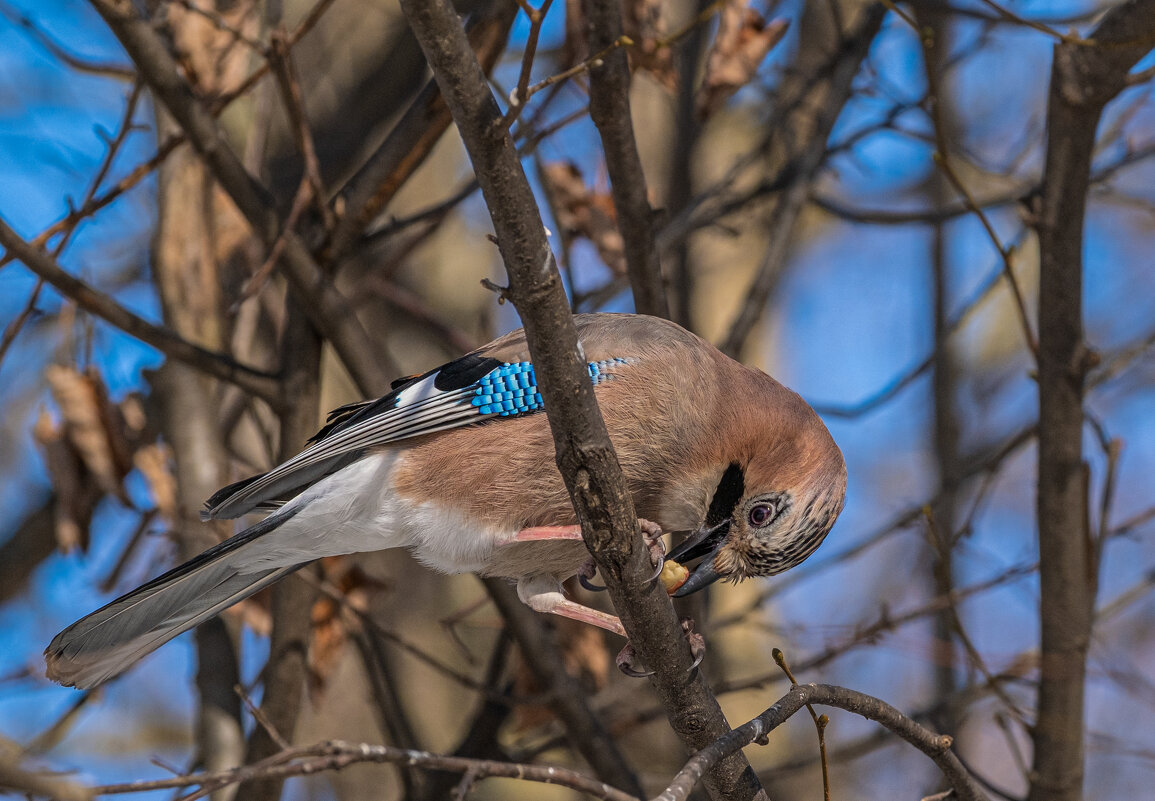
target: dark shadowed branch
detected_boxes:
[325,0,518,265]
[1031,3,1155,801]
[583,0,669,318]
[485,578,643,796]
[240,296,323,801]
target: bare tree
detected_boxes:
[2,0,1155,800]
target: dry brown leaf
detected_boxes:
[33,409,94,552]
[44,366,129,501]
[541,162,627,274]
[697,1,789,119]
[309,594,347,702]
[624,0,677,91]
[307,559,386,700]
[133,444,177,522]
[35,366,158,554]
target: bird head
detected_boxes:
[667,370,846,597]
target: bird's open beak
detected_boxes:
[666,518,731,597]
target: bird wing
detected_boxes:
[202,324,637,520]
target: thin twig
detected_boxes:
[917,15,1038,359]
[0,81,145,367]
[502,0,555,128]
[974,0,1094,46]
[517,36,634,107]
[716,563,1037,696]
[772,649,830,801]
[0,0,135,78]
[91,740,640,801]
[0,219,283,404]
[720,5,886,357]
[268,28,333,230]
[167,0,267,53]
[300,572,521,699]
[235,684,291,751]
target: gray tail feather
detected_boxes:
[45,507,303,689]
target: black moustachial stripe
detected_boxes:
[706,462,745,526]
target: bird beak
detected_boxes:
[666,519,731,597]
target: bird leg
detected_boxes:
[508,524,703,679]
[499,525,585,543]
[500,519,666,591]
[516,574,626,637]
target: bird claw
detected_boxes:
[648,552,666,583]
[615,619,706,678]
[577,558,606,592]
[639,519,667,584]
[577,521,666,590]
[681,617,706,672]
[615,643,654,678]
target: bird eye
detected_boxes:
[748,503,776,528]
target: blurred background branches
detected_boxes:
[1,0,1154,799]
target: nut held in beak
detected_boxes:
[659,559,690,595]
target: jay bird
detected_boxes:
[45,313,846,688]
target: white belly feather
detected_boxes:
[229,451,512,575]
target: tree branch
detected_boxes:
[88,0,391,397]
[93,739,639,801]
[84,683,987,801]
[0,218,282,406]
[583,0,669,317]
[396,0,763,798]
[1031,3,1155,801]
[657,683,988,801]
[241,295,323,801]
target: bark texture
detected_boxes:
[1031,5,1155,800]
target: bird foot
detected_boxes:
[517,574,627,637]
[681,617,707,671]
[640,519,667,583]
[578,557,606,592]
[579,519,666,592]
[615,617,707,678]
[615,642,653,677]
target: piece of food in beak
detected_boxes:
[660,559,690,595]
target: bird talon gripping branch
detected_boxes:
[45,314,845,689]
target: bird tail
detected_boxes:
[45,506,304,689]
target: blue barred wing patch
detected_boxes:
[472,358,629,416]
